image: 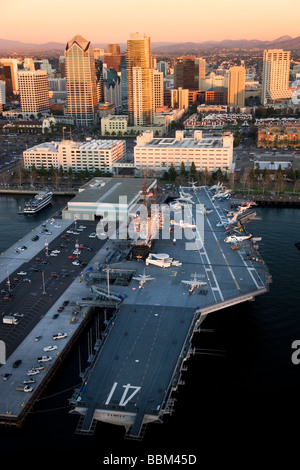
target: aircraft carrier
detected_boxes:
[67,184,271,440]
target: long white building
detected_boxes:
[23,139,125,173]
[134,130,234,175]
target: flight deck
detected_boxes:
[69,185,271,439]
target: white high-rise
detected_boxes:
[18,70,50,113]
[262,49,292,105]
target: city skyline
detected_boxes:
[1,0,299,44]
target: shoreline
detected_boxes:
[232,192,300,207]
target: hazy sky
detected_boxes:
[1,0,299,44]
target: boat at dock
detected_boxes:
[22,191,53,214]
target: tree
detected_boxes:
[190,161,197,177]
[168,163,177,181]
[28,165,37,187]
[180,162,186,176]
[275,164,285,194]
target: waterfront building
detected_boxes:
[23,138,125,173]
[134,130,234,175]
[63,176,156,221]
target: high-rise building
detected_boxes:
[262,49,292,105]
[0,59,20,95]
[132,66,154,126]
[126,32,154,126]
[18,70,50,114]
[174,56,206,90]
[157,61,168,78]
[0,80,5,112]
[65,34,98,127]
[107,44,120,54]
[153,70,164,109]
[227,66,246,106]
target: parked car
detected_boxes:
[52,332,68,340]
[43,345,58,352]
[37,356,52,362]
[13,359,22,368]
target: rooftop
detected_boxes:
[69,177,156,206]
[24,139,124,154]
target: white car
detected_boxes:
[72,260,80,266]
[37,356,52,362]
[50,252,58,256]
[24,385,33,393]
[73,232,80,235]
[66,230,74,234]
[27,369,40,376]
[17,271,27,276]
[79,226,86,229]
[73,250,81,255]
[52,332,67,340]
[43,345,58,352]
[89,233,97,238]
[52,250,60,254]
[54,225,61,228]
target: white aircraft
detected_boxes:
[176,195,194,204]
[171,219,197,229]
[188,181,199,191]
[132,271,156,288]
[181,273,208,293]
[197,206,213,216]
[169,201,185,211]
[216,212,239,227]
[237,202,252,212]
[212,189,231,200]
[224,234,252,243]
[210,182,224,191]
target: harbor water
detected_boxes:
[0,195,299,462]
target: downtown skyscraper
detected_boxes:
[65,35,98,127]
[262,49,292,105]
[227,66,246,107]
[126,32,154,126]
[18,70,50,114]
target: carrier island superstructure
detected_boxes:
[69,183,271,439]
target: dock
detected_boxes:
[0,216,114,426]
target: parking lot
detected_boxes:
[0,219,106,358]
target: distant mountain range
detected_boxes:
[0,35,299,54]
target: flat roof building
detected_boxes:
[63,176,156,221]
[134,130,234,175]
[23,139,125,173]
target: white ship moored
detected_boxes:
[23,191,53,214]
